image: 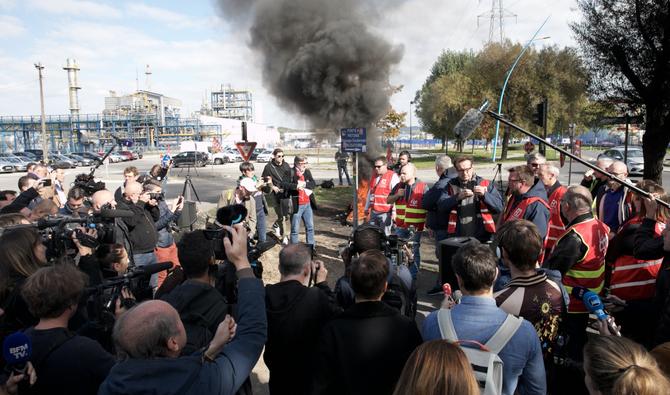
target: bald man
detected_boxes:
[544,185,609,363]
[580,157,613,198]
[596,161,633,233]
[99,225,267,395]
[91,189,117,211]
[387,163,428,279]
[116,180,160,289]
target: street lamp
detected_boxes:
[409,100,414,150]
[491,16,551,161]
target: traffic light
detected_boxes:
[532,100,547,128]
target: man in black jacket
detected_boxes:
[262,148,292,244]
[161,230,229,354]
[312,249,422,395]
[22,264,116,395]
[287,155,317,246]
[116,181,160,288]
[265,243,340,395]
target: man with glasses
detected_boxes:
[526,153,546,177]
[262,148,293,244]
[501,165,550,242]
[538,164,567,253]
[365,156,399,235]
[288,156,316,246]
[438,156,503,243]
[596,160,633,234]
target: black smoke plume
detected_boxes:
[216,0,403,132]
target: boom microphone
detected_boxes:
[453,101,490,141]
[3,332,32,374]
[132,262,173,276]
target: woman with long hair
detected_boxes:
[584,335,670,395]
[0,227,48,335]
[393,340,478,395]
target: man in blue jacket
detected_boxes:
[500,165,550,241]
[98,224,267,395]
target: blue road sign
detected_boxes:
[340,128,367,153]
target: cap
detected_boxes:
[239,177,257,192]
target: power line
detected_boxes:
[477,0,517,43]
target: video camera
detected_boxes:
[73,173,107,197]
[27,209,133,260]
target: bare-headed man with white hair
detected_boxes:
[538,164,567,253]
[387,163,428,279]
[596,160,633,234]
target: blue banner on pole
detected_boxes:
[340,128,367,153]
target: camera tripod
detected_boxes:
[182,174,201,203]
[491,162,504,191]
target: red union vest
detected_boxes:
[395,181,427,231]
[545,185,567,251]
[609,217,665,301]
[368,171,395,213]
[446,179,496,234]
[558,218,610,313]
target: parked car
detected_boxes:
[117,151,134,161]
[211,150,242,164]
[0,158,16,173]
[72,152,103,163]
[3,156,28,172]
[49,154,78,168]
[106,153,124,163]
[172,151,208,167]
[597,147,644,175]
[13,152,38,162]
[67,154,92,166]
[256,150,273,163]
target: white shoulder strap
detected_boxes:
[437,308,459,342]
[485,314,523,354]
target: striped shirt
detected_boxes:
[494,272,563,358]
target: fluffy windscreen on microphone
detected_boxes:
[453,108,485,141]
[216,204,248,226]
[3,332,32,367]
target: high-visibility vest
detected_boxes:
[557,217,610,313]
[368,171,395,213]
[545,185,567,251]
[395,182,427,231]
[446,179,496,234]
[609,217,665,301]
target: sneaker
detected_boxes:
[426,284,444,296]
[272,224,281,238]
[282,237,289,245]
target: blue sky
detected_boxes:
[0,0,578,128]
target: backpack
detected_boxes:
[437,309,522,395]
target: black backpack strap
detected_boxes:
[28,329,76,370]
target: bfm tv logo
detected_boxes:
[9,344,28,359]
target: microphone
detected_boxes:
[453,101,490,141]
[216,204,248,226]
[132,262,172,276]
[571,286,607,320]
[2,332,32,374]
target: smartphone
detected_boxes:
[40,179,52,187]
[584,169,595,178]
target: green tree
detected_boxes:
[571,0,670,183]
[377,108,407,140]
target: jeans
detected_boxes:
[256,205,267,242]
[338,164,351,185]
[395,227,422,279]
[291,203,315,246]
[369,210,392,236]
[133,251,158,288]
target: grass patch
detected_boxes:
[314,185,354,209]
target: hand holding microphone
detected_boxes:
[572,287,621,336]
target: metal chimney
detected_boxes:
[63,58,81,115]
[145,64,152,91]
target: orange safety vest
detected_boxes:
[557,218,610,313]
[446,179,496,234]
[368,171,395,213]
[545,185,567,252]
[609,217,665,301]
[395,182,427,231]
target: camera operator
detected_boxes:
[160,230,228,355]
[335,225,413,310]
[98,224,267,395]
[115,181,160,288]
[21,264,116,395]
[217,178,257,239]
[59,186,88,216]
[265,243,341,395]
[143,180,183,288]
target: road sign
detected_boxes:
[235,141,257,161]
[341,128,367,153]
